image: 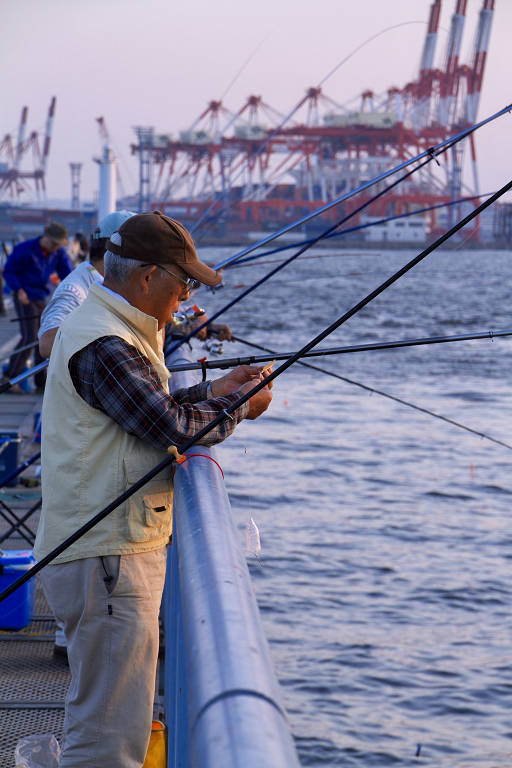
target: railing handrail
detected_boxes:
[164,342,300,767]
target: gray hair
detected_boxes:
[103,250,142,282]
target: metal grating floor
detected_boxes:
[0,580,69,768]
[0,579,166,767]
[0,710,64,766]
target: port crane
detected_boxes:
[133,0,495,240]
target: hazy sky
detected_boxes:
[2,0,510,203]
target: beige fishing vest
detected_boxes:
[34,284,173,564]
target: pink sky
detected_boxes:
[2,0,510,203]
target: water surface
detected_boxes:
[196,245,512,766]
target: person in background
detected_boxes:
[70,232,89,264]
[35,211,273,767]
[2,222,73,392]
[39,211,135,360]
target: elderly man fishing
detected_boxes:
[34,211,273,768]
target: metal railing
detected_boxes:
[164,341,300,767]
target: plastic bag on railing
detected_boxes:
[14,734,61,768]
[245,516,262,566]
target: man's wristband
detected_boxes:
[206,381,213,398]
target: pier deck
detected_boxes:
[0,301,59,767]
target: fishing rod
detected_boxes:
[168,162,432,354]
[0,360,48,394]
[230,334,512,452]
[211,104,512,271]
[224,193,494,269]
[2,175,511,605]
[0,339,39,364]
[167,125,468,355]
[166,329,512,373]
[0,451,40,490]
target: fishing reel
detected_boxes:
[203,338,224,356]
[171,305,205,327]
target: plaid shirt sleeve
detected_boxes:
[68,335,249,450]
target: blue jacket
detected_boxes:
[3,237,74,301]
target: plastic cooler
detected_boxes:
[0,549,35,629]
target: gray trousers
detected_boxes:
[40,547,167,768]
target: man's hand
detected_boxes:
[191,315,208,341]
[17,288,29,306]
[210,323,232,341]
[190,316,232,342]
[237,377,273,420]
[210,365,273,397]
[211,364,274,421]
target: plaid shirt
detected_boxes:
[68,336,248,450]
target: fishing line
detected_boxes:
[219,38,268,102]
[317,22,428,88]
[2,176,510,604]
[227,333,512,451]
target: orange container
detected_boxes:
[142,720,167,768]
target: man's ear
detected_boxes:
[139,264,157,293]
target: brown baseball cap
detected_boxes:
[107,210,222,287]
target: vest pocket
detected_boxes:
[143,491,173,531]
[122,450,172,542]
[124,490,173,543]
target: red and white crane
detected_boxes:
[132,0,496,240]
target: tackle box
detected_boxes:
[0,549,35,629]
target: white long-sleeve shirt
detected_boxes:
[38,262,103,339]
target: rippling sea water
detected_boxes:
[195,244,512,766]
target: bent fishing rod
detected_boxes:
[167,126,470,355]
[2,175,511,605]
[228,333,512,453]
[167,329,512,372]
[210,104,512,271]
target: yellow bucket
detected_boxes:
[142,720,167,768]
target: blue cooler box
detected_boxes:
[0,549,35,630]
